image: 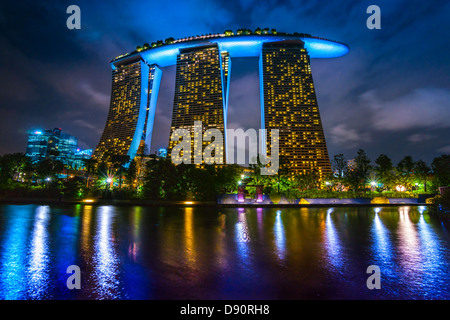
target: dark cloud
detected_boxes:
[0,0,448,165]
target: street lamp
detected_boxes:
[104,177,113,199]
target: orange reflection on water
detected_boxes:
[81,205,92,253]
[128,207,142,262]
[184,207,197,268]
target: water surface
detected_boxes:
[0,204,448,299]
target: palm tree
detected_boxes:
[82,158,98,188]
[110,154,130,188]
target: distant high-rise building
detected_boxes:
[25,128,91,169]
[93,57,162,164]
[157,148,168,158]
[168,44,230,164]
[260,40,331,178]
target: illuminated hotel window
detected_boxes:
[260,40,331,179]
[94,60,161,164]
[168,44,229,165]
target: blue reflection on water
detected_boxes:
[0,206,33,299]
[324,208,343,270]
[274,210,286,262]
[0,204,448,300]
[235,208,251,265]
[27,206,50,299]
[371,209,393,265]
[370,208,397,290]
[93,206,120,299]
[416,212,448,298]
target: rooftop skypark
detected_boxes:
[112,28,349,64]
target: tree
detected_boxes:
[374,154,394,189]
[355,149,372,179]
[431,154,450,187]
[96,161,109,180]
[164,37,175,44]
[248,154,268,185]
[82,158,97,188]
[125,159,137,188]
[397,156,414,174]
[215,164,241,194]
[396,156,415,189]
[110,154,130,188]
[35,158,64,181]
[333,154,345,178]
[295,169,319,191]
[0,153,33,184]
[414,160,430,192]
[275,155,290,193]
[143,157,179,199]
[345,149,371,192]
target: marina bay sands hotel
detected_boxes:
[93,29,349,176]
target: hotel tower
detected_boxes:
[260,40,331,177]
[93,30,348,176]
[168,44,230,164]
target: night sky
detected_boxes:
[0,0,449,165]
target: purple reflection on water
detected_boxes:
[324,208,344,270]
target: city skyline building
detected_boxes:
[25,128,92,169]
[93,30,348,174]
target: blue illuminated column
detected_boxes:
[126,61,150,161]
[220,51,231,163]
[94,59,162,163]
[143,64,163,154]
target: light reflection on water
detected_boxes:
[273,210,286,263]
[371,209,393,268]
[235,208,251,269]
[27,206,50,299]
[92,206,120,299]
[324,208,344,271]
[0,204,448,300]
[397,206,423,285]
[0,206,33,299]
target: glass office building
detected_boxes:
[25,128,91,169]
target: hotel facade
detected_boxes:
[94,30,348,177]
